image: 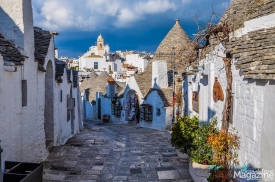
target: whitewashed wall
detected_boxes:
[261,82,275,170]
[152,61,168,89]
[95,93,124,123]
[186,12,275,169]
[79,57,122,72]
[125,54,148,72]
[140,90,172,130]
[122,76,144,123]
[84,101,96,120]
[56,70,82,145]
[186,43,264,168]
[0,0,83,172]
[0,0,49,166]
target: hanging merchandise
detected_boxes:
[140,104,153,121]
[111,96,122,116]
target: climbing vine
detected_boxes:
[222,57,233,131]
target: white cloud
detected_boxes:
[32,0,231,31]
[181,0,191,5]
[115,0,176,27]
[32,0,177,31]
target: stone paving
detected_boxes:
[43,120,192,182]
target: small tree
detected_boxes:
[190,118,218,165]
[170,116,199,155]
[207,129,240,182]
[172,91,183,120]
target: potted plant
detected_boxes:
[189,118,218,182]
[102,114,110,123]
[207,129,240,182]
[170,116,200,162]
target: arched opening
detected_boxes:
[44,61,54,147]
[125,89,140,124]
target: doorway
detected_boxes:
[98,98,101,119]
[70,85,74,134]
[125,90,140,124]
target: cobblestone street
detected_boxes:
[43,121,192,182]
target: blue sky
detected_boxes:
[32,0,231,58]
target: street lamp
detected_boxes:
[171,47,176,125]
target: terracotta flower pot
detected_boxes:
[189,161,210,182]
[102,118,109,123]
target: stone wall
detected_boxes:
[221,0,275,31]
[226,26,275,79]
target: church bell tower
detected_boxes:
[97,34,105,57]
[97,34,104,50]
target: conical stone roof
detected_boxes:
[154,19,192,72]
[134,61,153,97]
[82,71,126,101]
[80,70,98,93]
[87,71,111,101]
[154,19,190,61]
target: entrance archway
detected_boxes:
[125,89,140,124]
[44,60,54,147]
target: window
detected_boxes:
[22,80,27,106]
[156,108,161,116]
[192,91,199,113]
[60,90,62,102]
[140,105,153,121]
[94,62,98,69]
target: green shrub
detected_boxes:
[170,116,199,155]
[190,118,218,165]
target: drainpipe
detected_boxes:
[0,140,3,182]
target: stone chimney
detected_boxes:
[55,48,59,59]
[0,0,34,56]
[175,19,179,25]
[152,60,168,89]
[106,78,117,98]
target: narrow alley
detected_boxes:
[43,121,192,182]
